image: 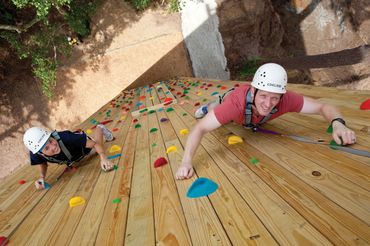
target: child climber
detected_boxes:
[23,124,115,190]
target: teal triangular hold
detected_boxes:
[211,92,219,96]
[187,177,218,198]
[44,182,51,189]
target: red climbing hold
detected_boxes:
[194,102,200,107]
[220,86,227,90]
[18,180,26,185]
[164,98,173,103]
[154,157,168,168]
[139,95,146,100]
[360,99,370,110]
[0,236,9,246]
[234,83,240,87]
[133,119,138,123]
[112,128,119,132]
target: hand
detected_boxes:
[175,163,194,180]
[100,157,114,172]
[332,121,356,145]
[35,178,45,190]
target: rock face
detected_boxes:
[217,0,286,77]
[217,0,370,89]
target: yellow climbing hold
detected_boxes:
[120,115,126,120]
[180,129,189,135]
[149,96,154,100]
[196,92,202,96]
[166,146,177,153]
[109,145,121,153]
[69,196,85,207]
[86,129,92,135]
[228,135,243,145]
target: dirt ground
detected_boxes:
[0,0,192,179]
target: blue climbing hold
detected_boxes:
[136,102,143,107]
[187,177,218,198]
[108,153,122,160]
[44,182,51,189]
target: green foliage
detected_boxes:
[239,57,262,79]
[65,1,99,37]
[129,0,151,10]
[0,0,98,98]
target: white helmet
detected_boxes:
[23,127,52,154]
[251,63,287,94]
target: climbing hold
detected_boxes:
[194,102,200,107]
[154,157,168,168]
[139,108,147,113]
[133,119,138,123]
[202,98,207,102]
[69,196,86,207]
[187,177,218,198]
[108,154,122,160]
[220,86,227,90]
[182,113,187,116]
[44,182,51,189]
[85,129,92,135]
[250,157,259,165]
[164,98,173,103]
[180,129,189,135]
[112,198,122,204]
[166,108,174,112]
[0,236,9,246]
[135,124,141,128]
[166,146,177,153]
[228,135,243,145]
[113,165,118,170]
[149,110,156,114]
[234,83,240,87]
[196,92,202,96]
[139,95,146,100]
[149,96,154,100]
[216,85,222,88]
[18,179,26,185]
[360,99,370,110]
[326,125,333,133]
[109,145,121,153]
[150,128,158,133]
[160,118,169,123]
[329,138,343,149]
[112,128,119,132]
[151,143,157,147]
[120,115,126,120]
[136,102,143,107]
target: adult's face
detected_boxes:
[254,90,282,116]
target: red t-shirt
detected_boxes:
[214,85,304,125]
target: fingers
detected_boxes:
[333,127,356,145]
[175,166,194,180]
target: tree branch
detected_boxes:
[0,17,40,33]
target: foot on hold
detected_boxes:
[194,105,208,119]
[97,124,114,141]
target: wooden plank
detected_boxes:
[124,88,155,246]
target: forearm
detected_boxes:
[182,126,205,165]
[39,164,48,179]
[93,142,107,159]
[319,103,343,122]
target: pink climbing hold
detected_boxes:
[360,99,370,110]
[154,157,168,168]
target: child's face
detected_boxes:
[40,137,61,156]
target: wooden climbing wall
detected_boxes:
[0,78,369,245]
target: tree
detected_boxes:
[0,0,98,98]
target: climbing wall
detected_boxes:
[1,78,370,245]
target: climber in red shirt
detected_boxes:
[176,63,356,180]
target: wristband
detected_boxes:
[331,118,346,126]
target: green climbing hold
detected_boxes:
[329,137,343,149]
[135,124,141,128]
[112,198,121,204]
[149,110,156,114]
[139,108,148,113]
[113,165,118,170]
[150,128,158,133]
[202,98,207,102]
[166,108,174,112]
[327,125,333,133]
[151,143,157,147]
[250,157,259,165]
[182,113,187,116]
